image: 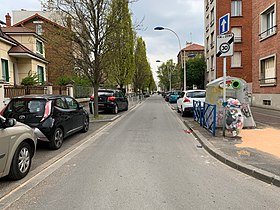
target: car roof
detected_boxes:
[11,94,70,100]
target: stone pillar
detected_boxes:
[46,85,53,94]
[0,80,5,110]
[66,84,74,97]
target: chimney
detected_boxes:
[5,13,11,27]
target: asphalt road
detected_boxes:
[3,95,280,209]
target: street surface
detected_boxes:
[3,95,280,209]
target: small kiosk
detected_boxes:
[205,76,256,128]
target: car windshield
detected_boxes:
[98,91,114,96]
[188,91,206,98]
[5,99,46,115]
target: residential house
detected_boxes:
[0,16,47,85]
[204,0,252,91]
[10,12,74,85]
[252,1,280,110]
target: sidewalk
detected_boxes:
[183,118,280,186]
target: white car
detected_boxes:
[177,90,206,117]
[0,116,37,180]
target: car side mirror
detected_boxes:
[5,118,16,128]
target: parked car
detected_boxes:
[90,89,128,114]
[177,90,206,117]
[0,115,37,180]
[0,95,89,150]
[165,91,171,102]
[169,91,182,103]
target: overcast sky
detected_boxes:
[0,0,204,82]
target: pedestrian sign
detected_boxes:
[219,13,230,35]
[216,33,234,57]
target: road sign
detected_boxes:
[216,33,234,57]
[219,13,230,35]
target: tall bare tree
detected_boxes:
[47,0,113,117]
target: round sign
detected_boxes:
[219,42,230,53]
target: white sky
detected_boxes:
[0,0,204,82]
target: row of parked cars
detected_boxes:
[0,88,129,181]
[162,89,206,117]
[0,95,89,180]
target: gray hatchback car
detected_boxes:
[0,116,37,180]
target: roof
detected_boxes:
[182,43,204,51]
[13,13,64,29]
[0,27,48,63]
[1,26,46,42]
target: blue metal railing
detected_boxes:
[193,100,203,126]
[193,100,216,136]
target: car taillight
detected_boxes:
[0,105,6,116]
[183,98,191,103]
[41,101,52,122]
[108,96,116,101]
[90,95,94,101]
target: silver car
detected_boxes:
[0,116,37,180]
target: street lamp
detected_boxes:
[156,60,172,92]
[154,26,186,91]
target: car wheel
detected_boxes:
[8,141,32,180]
[112,105,118,114]
[124,103,128,111]
[81,117,89,133]
[181,106,186,117]
[49,127,63,150]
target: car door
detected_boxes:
[0,119,10,174]
[53,98,72,135]
[177,91,185,110]
[64,97,84,134]
[114,91,123,110]
[118,91,127,110]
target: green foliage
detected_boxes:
[105,0,135,89]
[156,59,179,91]
[57,75,91,86]
[133,37,152,91]
[21,71,38,86]
[185,56,206,89]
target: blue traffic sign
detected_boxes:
[219,13,230,35]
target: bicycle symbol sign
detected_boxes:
[219,43,230,53]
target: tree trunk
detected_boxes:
[93,83,99,118]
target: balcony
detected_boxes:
[259,77,277,86]
[259,25,277,40]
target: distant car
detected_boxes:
[165,92,171,102]
[0,115,37,180]
[90,89,128,114]
[1,95,89,150]
[177,90,206,117]
[169,91,181,103]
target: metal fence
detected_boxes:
[74,86,92,98]
[193,100,217,136]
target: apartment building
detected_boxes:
[252,1,280,110]
[204,0,252,91]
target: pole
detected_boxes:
[183,50,186,90]
[222,56,226,137]
[169,68,172,91]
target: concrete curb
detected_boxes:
[183,120,280,187]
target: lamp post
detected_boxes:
[156,60,172,91]
[154,26,186,91]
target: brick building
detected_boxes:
[204,0,252,91]
[252,1,280,110]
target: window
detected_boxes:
[232,27,242,42]
[55,98,68,109]
[64,97,78,109]
[260,5,276,39]
[210,32,214,48]
[210,9,214,26]
[260,56,276,85]
[231,0,242,17]
[1,59,9,82]
[36,40,44,54]
[36,24,43,35]
[210,55,214,70]
[37,65,44,84]
[206,58,209,72]
[231,52,241,67]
